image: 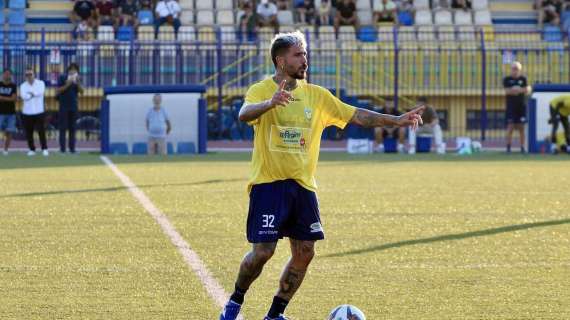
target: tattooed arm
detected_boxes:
[350,105,425,130]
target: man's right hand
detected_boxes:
[268,80,292,108]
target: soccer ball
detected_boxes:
[327,305,366,320]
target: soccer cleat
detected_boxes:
[27,150,36,156]
[264,316,289,320]
[408,147,416,155]
[42,149,49,157]
[219,300,242,320]
[2,150,8,156]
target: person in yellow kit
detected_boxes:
[219,31,425,320]
[549,95,570,153]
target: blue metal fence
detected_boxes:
[2,27,569,141]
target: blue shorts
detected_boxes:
[0,114,17,133]
[247,179,324,243]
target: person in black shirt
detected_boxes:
[334,0,359,31]
[503,61,531,153]
[538,0,562,28]
[0,69,17,155]
[451,0,471,10]
[71,0,97,28]
[296,0,316,24]
[373,98,405,153]
[119,0,139,27]
[56,63,84,154]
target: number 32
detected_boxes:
[262,214,275,228]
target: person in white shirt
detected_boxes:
[257,0,278,31]
[373,0,398,23]
[20,67,48,156]
[154,0,182,38]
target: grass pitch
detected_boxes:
[1,152,569,319]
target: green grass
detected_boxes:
[1,152,569,319]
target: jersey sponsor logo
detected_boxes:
[269,125,311,154]
[310,222,323,233]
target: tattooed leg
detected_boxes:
[276,239,315,300]
[235,242,277,290]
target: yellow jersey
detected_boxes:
[245,78,356,192]
[550,95,570,117]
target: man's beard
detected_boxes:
[288,66,307,80]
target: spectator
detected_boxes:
[318,0,331,25]
[238,0,254,9]
[373,98,405,153]
[297,0,316,24]
[75,20,93,40]
[334,0,359,31]
[146,94,171,155]
[503,61,530,153]
[155,0,182,37]
[537,0,563,28]
[373,0,398,24]
[548,95,570,153]
[56,63,84,154]
[19,67,48,157]
[276,0,289,10]
[0,69,17,156]
[257,0,279,31]
[137,0,154,25]
[239,3,259,41]
[139,0,153,9]
[451,0,471,10]
[397,0,414,14]
[71,0,97,30]
[408,97,445,154]
[118,0,139,28]
[96,0,116,26]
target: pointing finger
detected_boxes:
[279,79,287,91]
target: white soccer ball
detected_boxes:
[327,305,366,320]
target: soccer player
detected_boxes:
[219,31,424,320]
[503,61,531,153]
[548,95,570,153]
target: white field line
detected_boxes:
[100,155,242,320]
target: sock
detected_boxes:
[229,284,247,305]
[267,296,289,319]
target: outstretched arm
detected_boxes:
[350,105,425,131]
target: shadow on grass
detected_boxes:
[322,218,570,258]
[0,178,246,199]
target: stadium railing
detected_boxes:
[2,27,568,143]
